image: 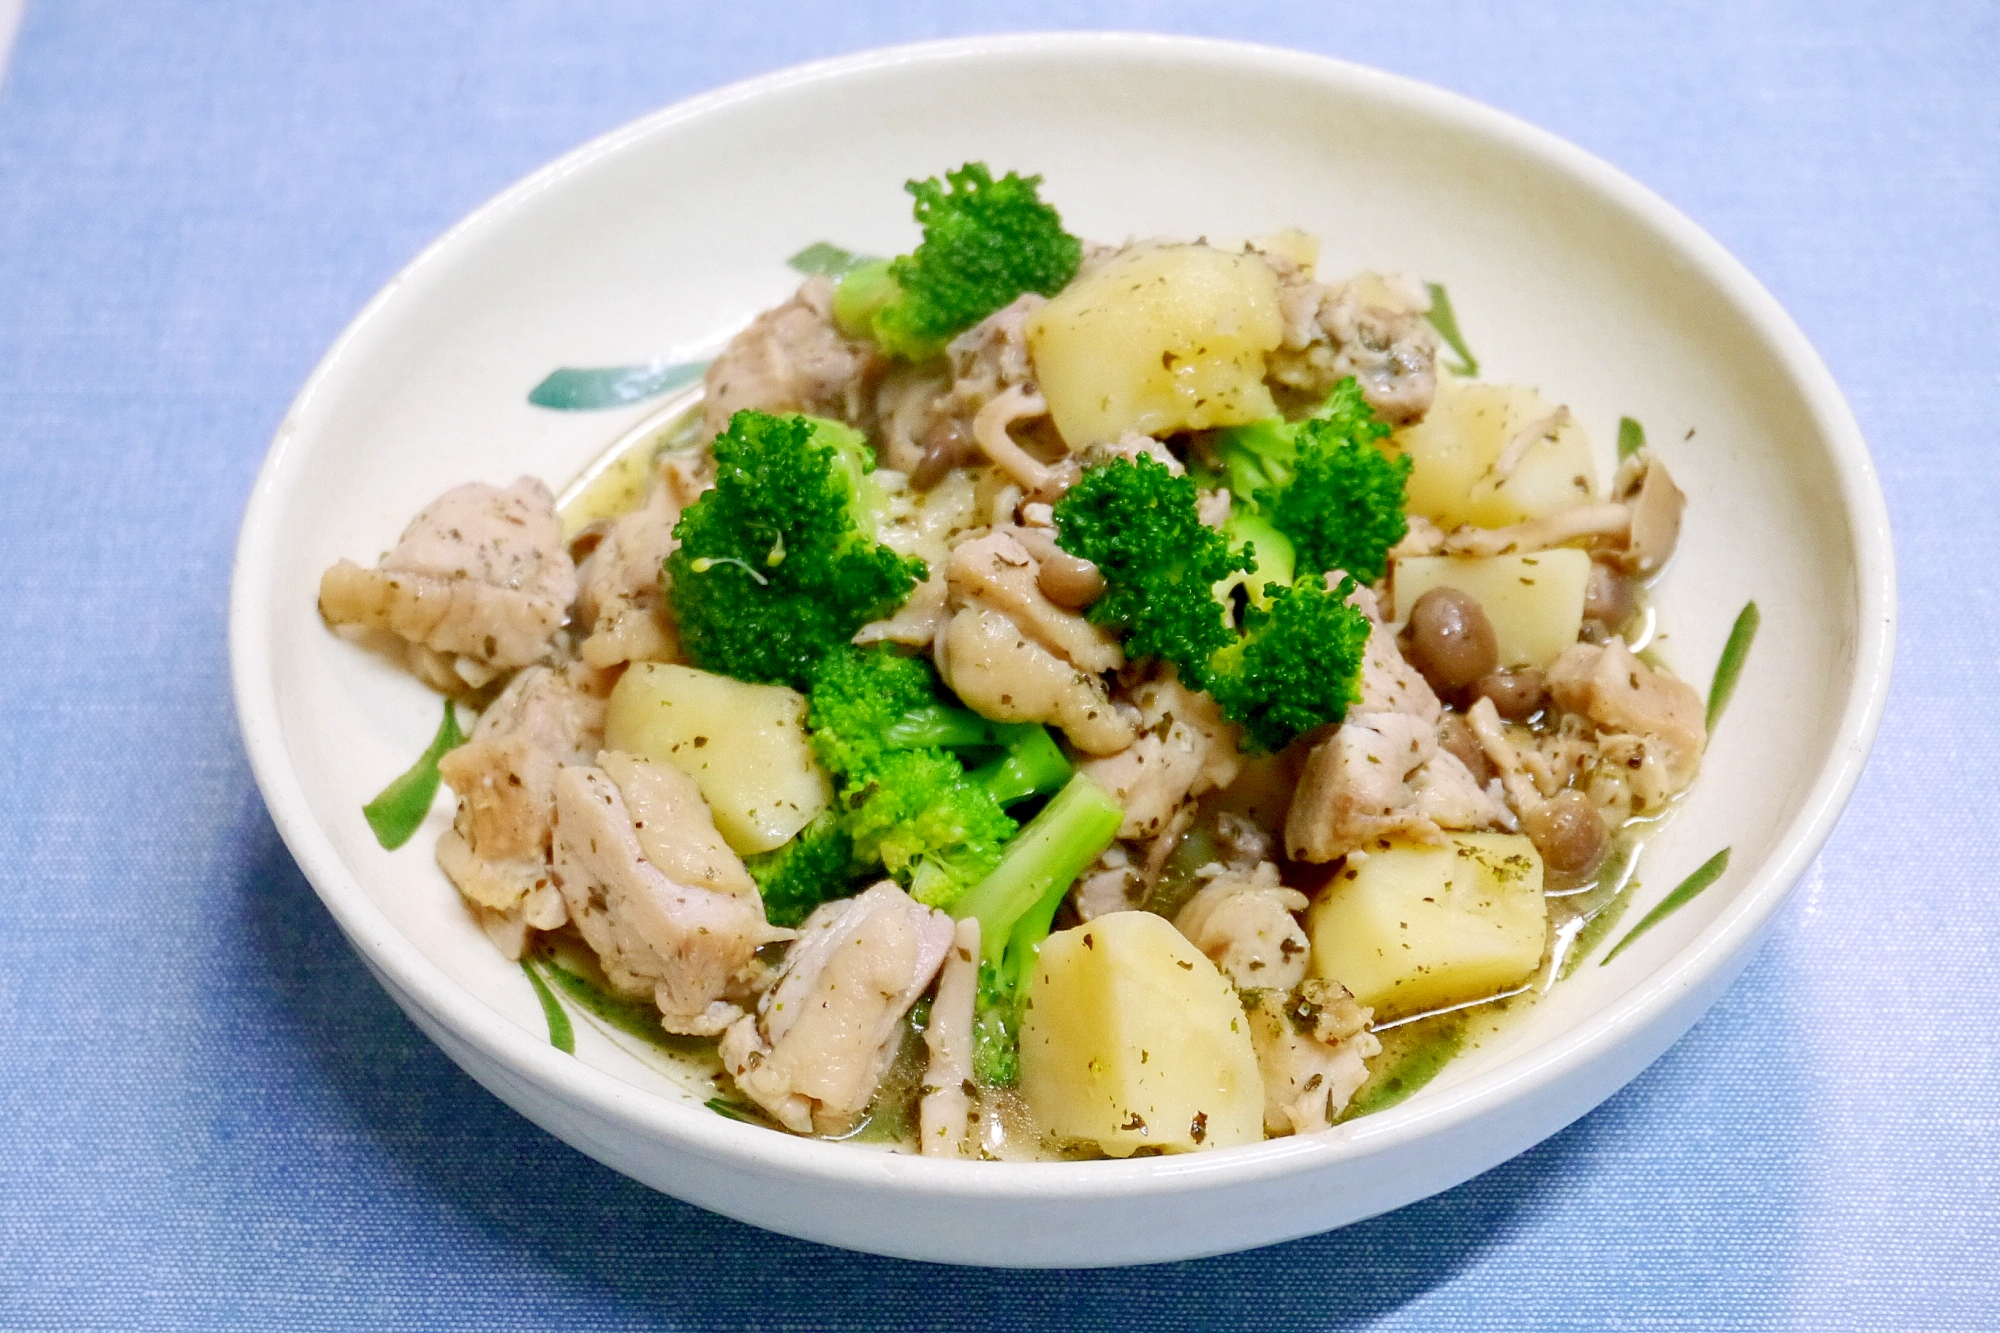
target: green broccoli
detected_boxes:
[948,773,1126,1086]
[1217,509,1296,611]
[665,411,928,691]
[746,811,857,929]
[1050,454,1251,672]
[1211,376,1411,584]
[1207,576,1373,754]
[793,645,1076,911]
[966,726,1071,809]
[1052,454,1373,753]
[831,163,1083,361]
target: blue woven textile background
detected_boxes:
[1,2,1993,1327]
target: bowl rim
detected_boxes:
[230,30,1896,1205]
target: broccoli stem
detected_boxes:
[831,259,900,340]
[883,703,1013,751]
[957,771,1122,1086]
[1219,510,1296,611]
[968,726,1073,808]
[954,772,1123,964]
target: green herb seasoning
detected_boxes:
[361,699,464,850]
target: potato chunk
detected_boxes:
[603,663,830,855]
[1392,380,1596,530]
[1393,550,1590,669]
[1306,833,1547,1020]
[1027,245,1283,448]
[1020,911,1264,1156]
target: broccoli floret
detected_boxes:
[833,163,1083,361]
[839,745,1018,907]
[1217,509,1296,611]
[948,773,1125,1086]
[805,640,940,777]
[1050,454,1251,672]
[796,645,1074,910]
[746,811,858,928]
[1212,377,1411,584]
[1053,454,1373,753]
[1206,576,1373,754]
[666,411,927,690]
[967,726,1072,808]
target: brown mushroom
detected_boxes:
[1401,587,1499,696]
[1613,454,1686,575]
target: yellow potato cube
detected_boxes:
[1306,833,1547,1020]
[1393,549,1591,669]
[1020,911,1264,1156]
[1392,379,1597,530]
[603,663,830,855]
[1027,245,1283,448]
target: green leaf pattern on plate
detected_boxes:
[361,699,464,849]
[1423,281,1480,378]
[527,360,706,411]
[1602,847,1732,965]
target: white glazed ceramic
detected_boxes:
[230,33,1893,1267]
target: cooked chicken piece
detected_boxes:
[1609,450,1686,575]
[919,917,981,1158]
[319,477,576,679]
[435,660,612,957]
[572,457,707,669]
[1546,638,1706,788]
[1355,618,1444,724]
[856,468,984,648]
[946,529,1123,673]
[1262,263,1440,425]
[1212,811,1274,869]
[936,606,1136,756]
[1243,981,1381,1135]
[1257,245,1326,349]
[1090,431,1185,476]
[1322,294,1440,426]
[942,293,1043,415]
[1390,514,1446,560]
[597,752,759,899]
[719,881,954,1135]
[1071,843,1144,921]
[1412,748,1511,831]
[1174,862,1310,991]
[1079,669,1242,839]
[702,276,884,436]
[1285,711,1506,862]
[552,762,786,1036]
[1286,712,1432,861]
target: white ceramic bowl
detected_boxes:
[230,33,1893,1267]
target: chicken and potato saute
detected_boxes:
[321,164,1704,1158]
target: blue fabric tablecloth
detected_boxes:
[2,2,1993,1327]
